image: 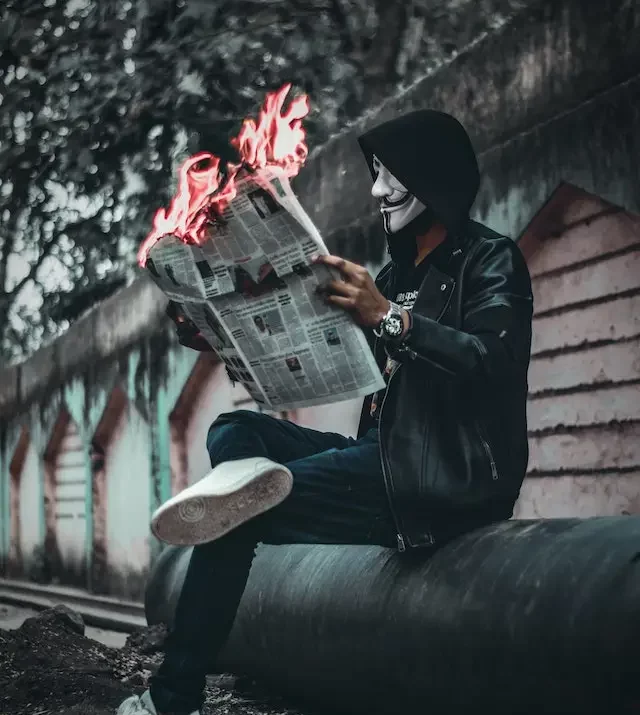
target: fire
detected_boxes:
[137,84,310,266]
[137,153,240,266]
[232,82,309,175]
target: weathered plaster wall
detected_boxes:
[45,413,87,585]
[16,439,41,575]
[516,474,640,518]
[0,331,200,595]
[294,398,363,439]
[103,402,152,598]
[5,184,639,596]
[1,0,639,595]
[3,0,637,424]
[513,188,640,518]
[170,358,240,491]
[293,0,640,263]
[0,278,169,418]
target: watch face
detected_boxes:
[384,315,404,337]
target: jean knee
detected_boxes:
[206,410,267,460]
[207,409,263,438]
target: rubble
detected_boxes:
[0,607,306,715]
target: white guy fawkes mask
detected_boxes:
[371,154,427,235]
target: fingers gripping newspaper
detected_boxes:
[145,168,385,411]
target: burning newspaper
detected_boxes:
[138,85,384,411]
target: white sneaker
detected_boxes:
[116,689,200,715]
[150,457,293,546]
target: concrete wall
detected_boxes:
[103,401,152,595]
[44,411,87,585]
[0,309,360,596]
[169,357,250,494]
[293,0,640,264]
[514,188,640,517]
[2,182,638,598]
[8,430,41,578]
[1,0,639,597]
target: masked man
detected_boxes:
[118,110,533,715]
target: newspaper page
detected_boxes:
[145,167,385,411]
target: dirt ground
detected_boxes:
[0,605,307,715]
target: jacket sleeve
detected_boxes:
[404,237,533,380]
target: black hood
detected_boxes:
[358,110,480,238]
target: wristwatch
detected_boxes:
[373,301,405,341]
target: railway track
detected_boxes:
[0,577,146,632]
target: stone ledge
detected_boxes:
[476,74,640,238]
[2,0,638,420]
[0,277,168,419]
[293,0,640,254]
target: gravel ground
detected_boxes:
[0,603,128,648]
[0,605,311,715]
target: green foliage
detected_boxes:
[0,0,529,363]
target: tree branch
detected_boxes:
[0,211,102,308]
[0,237,56,309]
[365,0,410,81]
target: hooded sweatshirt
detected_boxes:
[357,109,480,263]
[358,110,481,419]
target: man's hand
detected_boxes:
[313,254,390,328]
[166,301,214,352]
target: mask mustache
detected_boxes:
[381,192,412,208]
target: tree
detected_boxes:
[0,0,529,363]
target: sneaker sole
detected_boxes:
[151,463,293,546]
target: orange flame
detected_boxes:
[232,82,309,174]
[137,84,310,267]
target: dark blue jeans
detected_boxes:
[150,410,396,713]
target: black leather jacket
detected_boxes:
[357,222,534,551]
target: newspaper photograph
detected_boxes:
[145,168,385,411]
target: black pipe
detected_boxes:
[145,517,640,714]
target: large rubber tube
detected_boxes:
[145,517,640,714]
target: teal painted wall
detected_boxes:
[0,340,201,598]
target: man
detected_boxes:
[117,109,533,715]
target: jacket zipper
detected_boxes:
[375,267,439,551]
[475,421,498,481]
[377,362,408,551]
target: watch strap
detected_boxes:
[399,308,413,343]
[374,301,404,340]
